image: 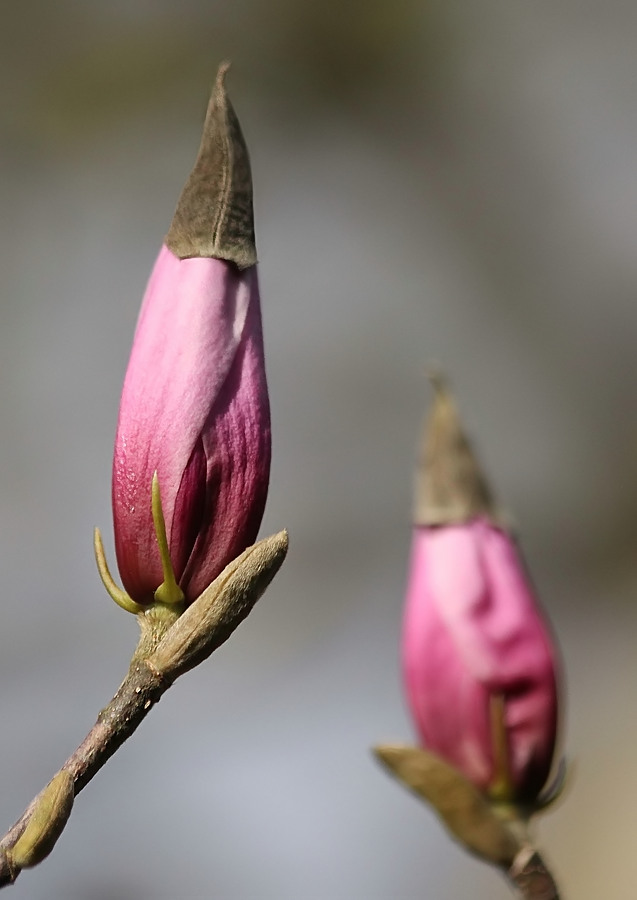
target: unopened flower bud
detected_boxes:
[96,64,270,612]
[402,378,559,808]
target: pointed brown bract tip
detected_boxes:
[373,744,521,868]
[165,62,257,268]
[414,373,501,526]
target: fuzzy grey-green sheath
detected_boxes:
[374,745,521,867]
[374,744,560,900]
[415,374,503,526]
[0,531,288,888]
[165,62,256,267]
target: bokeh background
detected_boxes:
[1,2,637,898]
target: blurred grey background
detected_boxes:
[1,1,636,898]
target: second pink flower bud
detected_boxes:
[402,382,560,808]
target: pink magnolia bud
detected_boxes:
[110,66,270,608]
[402,381,559,805]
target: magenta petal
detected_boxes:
[170,436,208,583]
[179,290,271,600]
[112,246,270,605]
[402,518,559,801]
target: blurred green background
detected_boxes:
[1,2,636,897]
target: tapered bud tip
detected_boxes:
[414,373,500,526]
[165,62,256,268]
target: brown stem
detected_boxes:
[0,529,288,889]
[0,658,167,887]
[507,847,560,900]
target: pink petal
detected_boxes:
[402,518,558,798]
[112,246,257,603]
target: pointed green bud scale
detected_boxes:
[165,62,257,268]
[94,527,144,614]
[151,472,186,607]
[414,373,502,526]
[488,693,516,804]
